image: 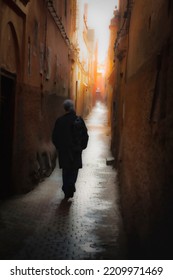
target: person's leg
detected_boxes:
[62,169,79,198]
[72,169,79,191]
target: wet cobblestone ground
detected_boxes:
[0,103,127,260]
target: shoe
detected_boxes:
[64,192,74,199]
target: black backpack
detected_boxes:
[72,116,88,151]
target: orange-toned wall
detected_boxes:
[113,0,173,258]
[0,0,75,194]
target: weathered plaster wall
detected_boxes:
[0,0,74,195]
[127,0,169,78]
[114,0,173,258]
[14,0,71,192]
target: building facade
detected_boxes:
[76,1,96,116]
[105,7,119,127]
[113,0,173,257]
[0,0,78,196]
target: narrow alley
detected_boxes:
[1,0,173,263]
[0,103,126,260]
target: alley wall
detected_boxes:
[112,0,173,258]
[0,0,96,197]
[0,0,75,195]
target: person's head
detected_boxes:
[63,99,75,112]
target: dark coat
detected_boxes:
[52,111,89,169]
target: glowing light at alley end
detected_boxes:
[85,0,118,63]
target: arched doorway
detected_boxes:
[0,69,16,197]
[0,22,19,197]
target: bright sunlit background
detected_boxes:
[84,0,118,63]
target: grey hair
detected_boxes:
[63,99,74,112]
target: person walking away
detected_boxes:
[52,99,89,199]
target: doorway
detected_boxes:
[0,69,16,197]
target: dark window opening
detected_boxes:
[64,0,67,17]
[148,16,151,30]
[149,48,168,123]
[168,0,172,16]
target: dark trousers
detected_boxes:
[62,168,79,197]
